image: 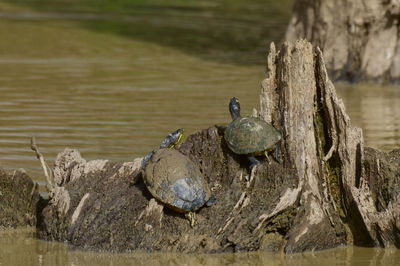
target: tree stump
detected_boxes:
[37,40,400,253]
[285,0,400,83]
[261,39,400,250]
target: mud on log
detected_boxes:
[37,40,400,253]
[285,0,400,83]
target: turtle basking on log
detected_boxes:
[141,128,215,227]
[222,97,282,167]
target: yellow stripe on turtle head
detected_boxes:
[169,129,184,148]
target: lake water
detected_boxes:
[0,1,399,264]
[1,228,400,265]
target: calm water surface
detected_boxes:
[0,2,400,265]
[0,13,265,180]
[1,228,400,266]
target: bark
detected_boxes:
[285,0,400,83]
[362,147,400,246]
[260,39,400,250]
[38,136,298,253]
[37,40,400,253]
[0,168,40,228]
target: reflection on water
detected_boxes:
[0,0,293,65]
[0,17,398,181]
[337,84,400,151]
[0,1,400,264]
[0,17,265,179]
[1,229,400,266]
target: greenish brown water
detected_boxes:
[0,1,400,264]
[0,16,263,181]
[1,228,400,265]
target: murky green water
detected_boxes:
[0,1,400,264]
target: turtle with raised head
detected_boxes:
[223,97,282,167]
[141,128,214,227]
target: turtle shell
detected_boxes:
[224,117,281,155]
[142,148,211,212]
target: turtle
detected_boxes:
[222,97,282,167]
[141,128,214,227]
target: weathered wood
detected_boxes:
[38,132,298,252]
[285,0,400,83]
[362,147,400,246]
[0,168,40,228]
[37,40,400,253]
[261,40,347,252]
[261,39,400,250]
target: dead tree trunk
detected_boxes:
[285,0,400,83]
[37,40,400,253]
[261,39,400,250]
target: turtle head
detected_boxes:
[160,128,185,149]
[229,97,241,120]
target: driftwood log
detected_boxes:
[36,40,400,253]
[0,168,40,228]
[285,0,400,83]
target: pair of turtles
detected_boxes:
[140,97,281,226]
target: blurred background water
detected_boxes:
[0,0,295,181]
[0,0,399,264]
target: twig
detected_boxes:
[217,166,258,235]
[217,191,251,235]
[323,144,335,161]
[30,136,54,190]
[246,165,257,188]
[30,182,38,199]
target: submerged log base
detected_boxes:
[0,168,40,228]
[38,40,400,253]
[362,148,400,247]
[285,0,400,83]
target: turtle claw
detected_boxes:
[185,212,196,227]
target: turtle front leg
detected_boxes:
[248,156,261,169]
[263,151,271,164]
[272,145,282,164]
[185,212,196,227]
